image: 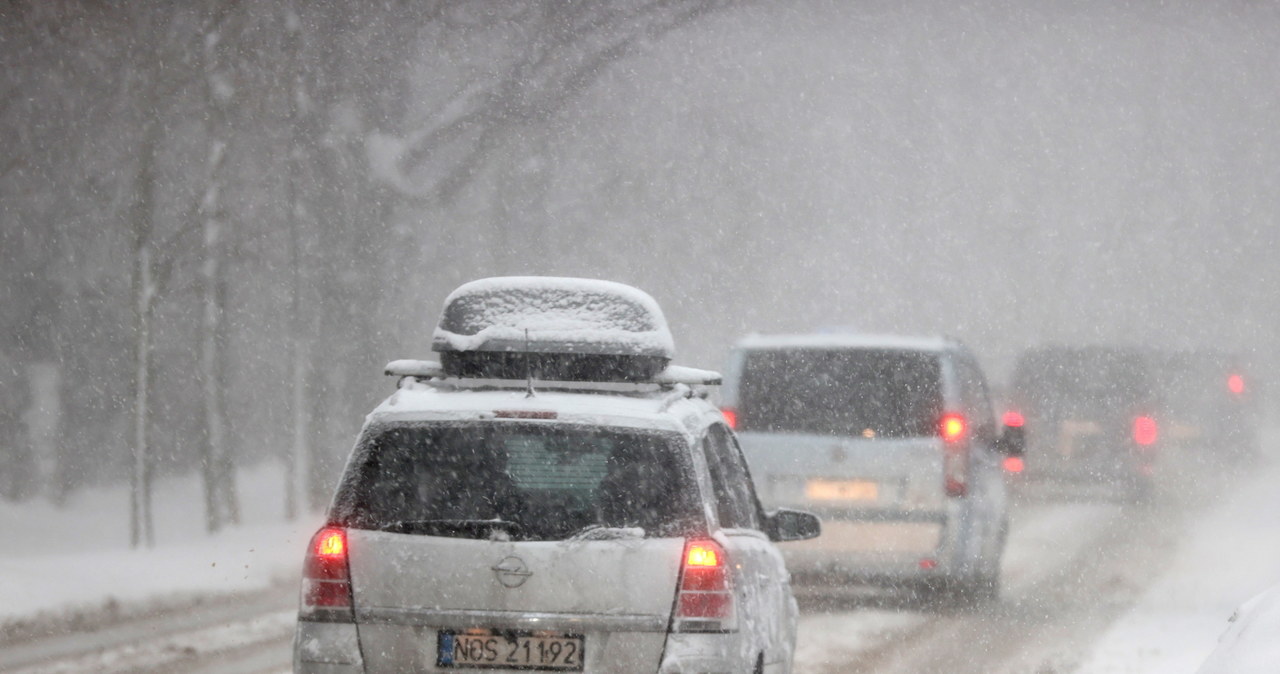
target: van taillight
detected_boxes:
[721,407,738,430]
[301,527,353,620]
[940,412,968,497]
[1133,416,1158,446]
[674,539,734,632]
[940,413,967,442]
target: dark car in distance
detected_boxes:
[1007,345,1162,499]
[1155,350,1261,463]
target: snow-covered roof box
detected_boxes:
[431,276,676,382]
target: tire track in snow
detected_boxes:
[0,585,295,673]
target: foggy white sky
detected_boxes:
[392,0,1280,380]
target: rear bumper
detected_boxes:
[296,664,363,674]
[781,516,959,584]
[660,633,770,674]
[294,620,364,673]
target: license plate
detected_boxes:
[806,478,878,501]
[437,630,585,670]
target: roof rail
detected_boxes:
[384,360,720,389]
[426,378,667,395]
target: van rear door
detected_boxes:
[731,348,948,567]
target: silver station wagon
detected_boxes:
[720,333,1023,601]
[293,277,819,674]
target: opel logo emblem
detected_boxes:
[491,555,533,588]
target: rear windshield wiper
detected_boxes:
[378,519,523,539]
[565,524,646,541]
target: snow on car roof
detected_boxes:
[733,332,953,352]
[432,276,675,358]
[366,380,708,436]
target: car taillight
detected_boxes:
[940,412,968,497]
[1002,411,1025,428]
[1227,374,1245,396]
[720,407,738,430]
[673,539,734,632]
[301,526,353,621]
[1003,456,1025,474]
[1133,416,1158,446]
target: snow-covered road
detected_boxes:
[3,439,1278,673]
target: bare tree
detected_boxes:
[370,0,732,207]
[196,0,243,532]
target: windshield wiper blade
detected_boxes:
[379,519,523,538]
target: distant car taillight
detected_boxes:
[940,412,969,497]
[1133,416,1158,446]
[1003,456,1025,474]
[1227,374,1245,396]
[301,527,353,621]
[720,407,738,430]
[673,539,735,632]
[1002,411,1025,428]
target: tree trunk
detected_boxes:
[130,241,156,548]
[283,3,312,520]
[200,139,228,532]
[200,12,241,531]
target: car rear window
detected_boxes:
[1012,348,1156,417]
[738,348,942,438]
[331,422,700,541]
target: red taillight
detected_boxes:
[302,527,353,617]
[1003,456,1025,474]
[940,413,967,442]
[1227,374,1245,395]
[720,407,738,430]
[316,529,345,557]
[1002,411,1025,428]
[1133,416,1158,446]
[674,539,733,631]
[686,543,720,567]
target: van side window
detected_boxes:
[701,424,762,530]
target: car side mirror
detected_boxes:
[765,508,821,542]
[996,425,1026,457]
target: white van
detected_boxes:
[720,333,1022,601]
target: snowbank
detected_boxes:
[1077,448,1280,673]
[0,463,321,623]
[1196,583,1280,674]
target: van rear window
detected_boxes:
[738,349,942,438]
[332,422,699,541]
